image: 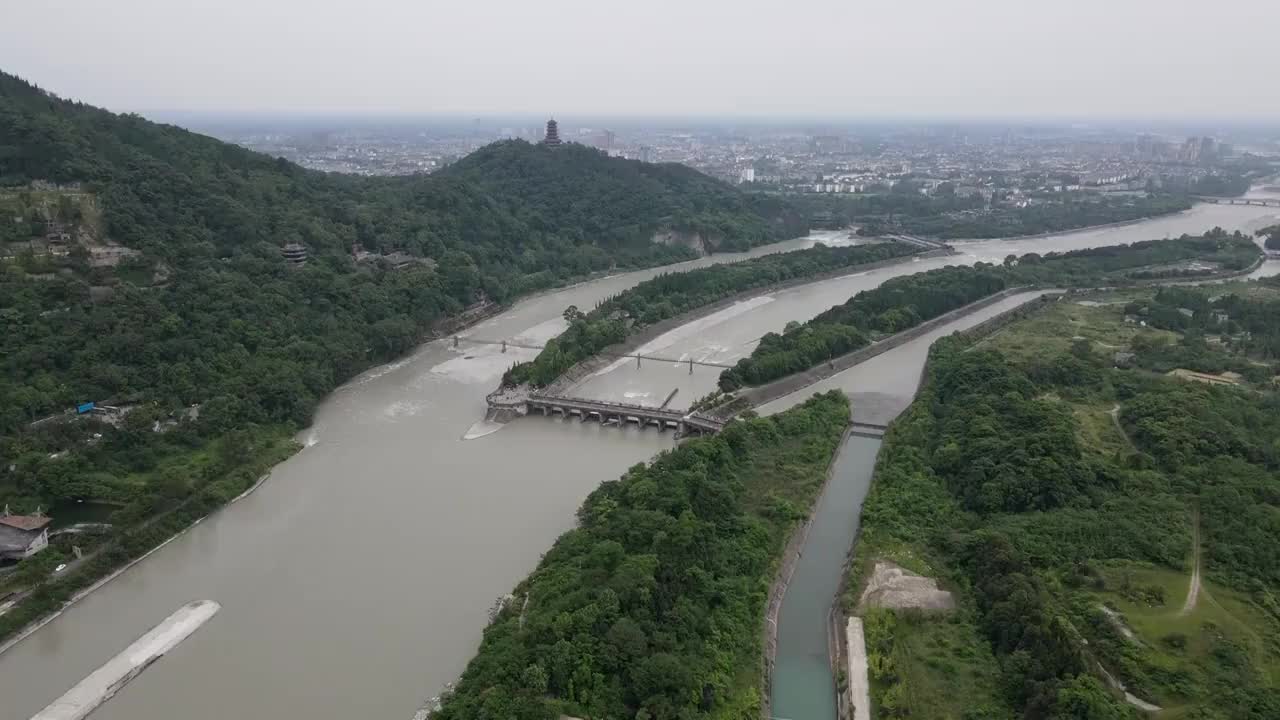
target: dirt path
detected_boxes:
[1109,403,1139,453]
[1180,507,1202,617]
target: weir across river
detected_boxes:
[499,393,726,435]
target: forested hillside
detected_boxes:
[0,70,804,631]
[0,71,799,437]
[442,141,805,251]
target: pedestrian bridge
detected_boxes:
[456,337,733,369]
[527,394,726,434]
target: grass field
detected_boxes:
[1090,560,1280,714]
[974,295,1178,364]
[863,608,1008,719]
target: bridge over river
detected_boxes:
[455,336,734,369]
[1195,196,1280,207]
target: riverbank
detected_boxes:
[0,437,297,656]
[525,247,951,397]
[727,287,1042,415]
[10,201,1280,720]
[947,206,1195,244]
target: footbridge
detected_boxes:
[883,234,952,251]
[524,394,726,435]
[455,337,733,369]
[1195,196,1280,208]
[849,421,889,439]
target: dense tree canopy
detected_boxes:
[853,300,1280,718]
[434,391,850,719]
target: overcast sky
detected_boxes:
[3,0,1277,119]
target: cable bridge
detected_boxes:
[455,336,735,370]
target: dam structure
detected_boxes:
[489,388,725,435]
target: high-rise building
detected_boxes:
[638,145,654,163]
[541,118,562,147]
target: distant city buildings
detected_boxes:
[205,119,1278,198]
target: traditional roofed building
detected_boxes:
[541,118,562,147]
[0,505,51,561]
[281,242,308,268]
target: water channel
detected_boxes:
[1,195,1278,720]
[770,434,881,720]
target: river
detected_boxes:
[1,197,1278,720]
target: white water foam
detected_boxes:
[462,420,504,440]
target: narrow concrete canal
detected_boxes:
[770,434,881,719]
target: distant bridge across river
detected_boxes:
[455,336,735,370]
[1194,196,1280,208]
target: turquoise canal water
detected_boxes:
[771,434,882,719]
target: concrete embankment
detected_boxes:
[30,600,220,720]
[731,287,1042,413]
[845,618,871,720]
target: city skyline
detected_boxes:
[3,0,1279,119]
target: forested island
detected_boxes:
[433,391,850,719]
[502,241,919,388]
[849,280,1280,718]
[797,190,1193,240]
[0,71,805,640]
[718,232,1261,391]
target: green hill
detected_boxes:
[0,71,803,439]
[441,139,805,252]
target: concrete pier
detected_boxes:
[846,618,871,720]
[30,600,220,720]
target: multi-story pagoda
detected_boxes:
[540,118,562,147]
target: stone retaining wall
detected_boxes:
[728,287,1035,414]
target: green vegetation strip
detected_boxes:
[434,391,850,719]
[718,231,1260,391]
[797,187,1193,240]
[503,242,919,388]
[847,280,1280,718]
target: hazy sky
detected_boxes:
[3,0,1278,118]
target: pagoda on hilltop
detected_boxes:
[540,118,562,147]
